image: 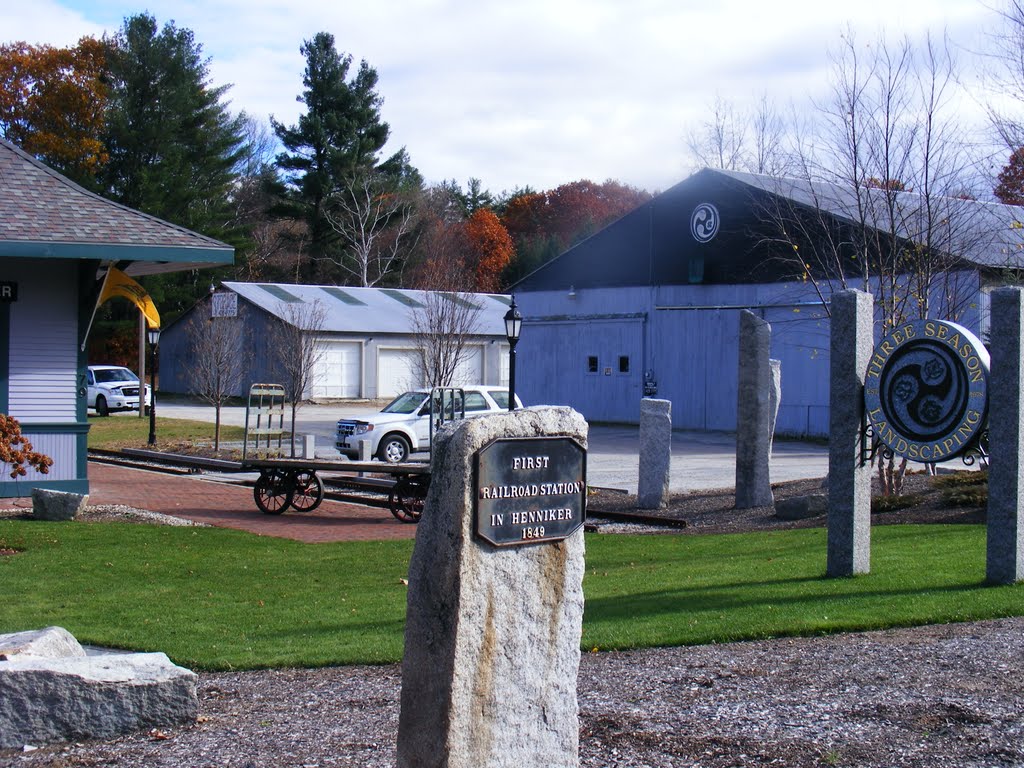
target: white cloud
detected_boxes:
[0,0,1001,194]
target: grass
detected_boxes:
[87,415,246,451]
[2,520,1021,670]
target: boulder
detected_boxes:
[775,494,828,521]
[0,628,197,749]
[31,490,88,521]
[0,626,85,660]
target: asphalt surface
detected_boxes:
[153,399,831,494]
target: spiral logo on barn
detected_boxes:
[690,203,720,243]
[864,319,989,462]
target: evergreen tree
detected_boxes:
[96,13,247,316]
[272,32,418,281]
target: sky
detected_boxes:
[0,0,1002,195]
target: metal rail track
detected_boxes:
[87,449,394,509]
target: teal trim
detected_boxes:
[18,422,91,435]
[0,241,233,264]
[77,427,89,482]
[77,261,92,421]
[0,301,8,412]
[489,294,512,306]
[321,286,367,306]
[257,284,302,303]
[0,478,88,498]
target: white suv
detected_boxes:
[336,386,522,463]
[87,365,152,417]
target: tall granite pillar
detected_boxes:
[987,288,1024,584]
[827,290,874,577]
[735,310,778,508]
[638,398,672,509]
[397,406,588,768]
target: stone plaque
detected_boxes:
[864,319,989,462]
[475,436,586,546]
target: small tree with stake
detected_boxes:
[269,300,328,456]
[186,313,245,451]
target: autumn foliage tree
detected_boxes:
[463,208,514,292]
[0,38,108,183]
[501,179,651,282]
[995,147,1024,206]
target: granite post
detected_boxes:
[987,288,1024,584]
[735,310,777,508]
[827,290,874,577]
[638,398,672,509]
[397,406,587,768]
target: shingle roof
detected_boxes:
[0,138,233,274]
[222,282,512,336]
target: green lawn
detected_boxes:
[0,521,1019,670]
[87,415,246,450]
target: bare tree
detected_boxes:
[186,313,245,451]
[758,30,984,493]
[409,255,483,388]
[323,171,418,286]
[268,300,329,456]
[685,93,791,175]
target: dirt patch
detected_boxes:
[587,470,987,534]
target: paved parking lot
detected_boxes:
[155,400,831,494]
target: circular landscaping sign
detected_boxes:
[864,319,989,462]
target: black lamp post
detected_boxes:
[147,327,160,445]
[503,297,522,411]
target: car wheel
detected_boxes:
[95,395,109,417]
[377,434,411,464]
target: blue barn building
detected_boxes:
[512,169,1023,436]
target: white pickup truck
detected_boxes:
[335,386,522,463]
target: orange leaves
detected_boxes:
[0,37,109,179]
[0,414,54,479]
[464,209,514,293]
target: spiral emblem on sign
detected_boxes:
[690,203,720,243]
[863,319,989,462]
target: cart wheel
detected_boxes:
[290,470,324,512]
[389,477,426,523]
[254,469,293,515]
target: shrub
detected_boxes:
[0,414,54,478]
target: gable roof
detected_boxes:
[0,138,233,275]
[513,167,1024,292]
[220,282,513,336]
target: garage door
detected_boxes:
[311,341,361,398]
[452,344,484,386]
[378,348,423,397]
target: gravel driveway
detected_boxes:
[4,618,1022,767]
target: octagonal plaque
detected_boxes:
[474,436,587,547]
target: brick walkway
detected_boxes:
[87,462,418,543]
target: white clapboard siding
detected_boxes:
[13,431,77,481]
[8,266,78,423]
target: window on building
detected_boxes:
[619,356,630,373]
[587,356,598,373]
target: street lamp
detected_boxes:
[503,296,522,412]
[147,327,161,446]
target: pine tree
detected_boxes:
[95,13,247,315]
[272,32,419,282]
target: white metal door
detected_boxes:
[311,341,361,398]
[378,348,422,397]
[452,344,484,386]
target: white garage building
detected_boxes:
[159,282,513,400]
